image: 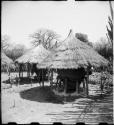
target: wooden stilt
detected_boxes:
[56,72,59,91]
[48,68,50,82]
[26,63,28,78]
[64,78,67,94]
[27,64,28,77]
[7,65,10,77]
[18,75,20,87]
[42,69,44,87]
[18,64,20,81]
[64,78,67,103]
[86,71,89,96]
[76,81,78,94]
[51,70,54,89]
[27,63,29,78]
[27,63,30,78]
[83,79,86,94]
[22,64,23,78]
[31,77,32,86]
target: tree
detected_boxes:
[1,35,10,51]
[30,28,61,50]
[75,33,93,47]
[94,37,113,60]
[4,43,27,61]
[106,16,113,45]
[106,1,113,46]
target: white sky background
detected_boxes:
[2,0,113,48]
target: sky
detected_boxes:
[2,0,113,48]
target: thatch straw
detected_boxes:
[38,30,109,69]
[1,52,13,65]
[16,44,51,64]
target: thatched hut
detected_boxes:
[16,44,50,64]
[39,30,109,68]
[16,44,51,85]
[38,30,109,95]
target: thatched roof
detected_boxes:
[1,52,13,65]
[16,44,51,64]
[38,30,109,69]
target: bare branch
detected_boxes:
[30,28,61,50]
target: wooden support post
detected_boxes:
[22,65,23,78]
[48,68,49,82]
[31,77,32,86]
[18,75,20,87]
[86,72,89,96]
[30,64,31,77]
[8,66,11,81]
[27,63,29,78]
[100,70,104,96]
[83,79,86,94]
[19,70,20,78]
[64,78,67,94]
[56,72,59,92]
[42,69,44,87]
[51,71,54,89]
[56,83,59,92]
[55,82,57,90]
[28,63,29,78]
[76,81,78,94]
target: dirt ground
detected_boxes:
[1,72,113,124]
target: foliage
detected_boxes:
[30,28,61,50]
[75,33,93,47]
[106,1,113,46]
[93,37,113,74]
[89,72,113,87]
[94,37,113,60]
[106,16,113,45]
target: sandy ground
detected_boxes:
[1,72,113,124]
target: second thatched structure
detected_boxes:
[16,44,51,85]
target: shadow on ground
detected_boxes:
[2,77,48,85]
[20,86,65,104]
[20,85,113,104]
[20,86,91,104]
